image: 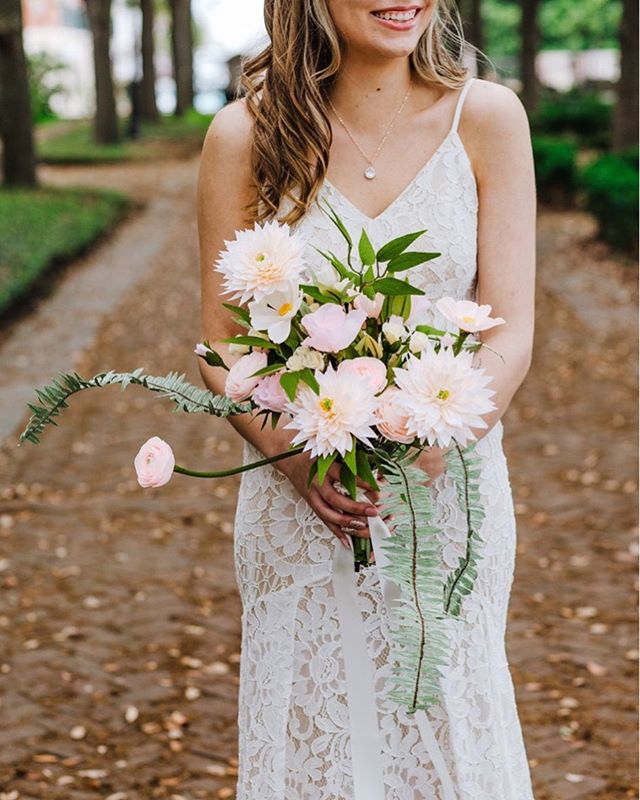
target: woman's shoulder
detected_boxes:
[463,78,530,139]
[459,78,533,179]
[199,98,255,197]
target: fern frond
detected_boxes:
[442,441,486,617]
[377,452,449,712]
[18,368,251,446]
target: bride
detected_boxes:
[196,0,536,798]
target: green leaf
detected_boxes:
[372,277,425,296]
[299,367,320,394]
[222,302,251,324]
[376,230,427,262]
[307,459,318,488]
[312,247,350,280]
[317,452,337,485]
[340,462,357,500]
[250,362,285,378]
[386,251,440,272]
[220,335,278,350]
[358,229,376,267]
[279,371,302,402]
[270,411,282,430]
[356,448,379,491]
[320,199,353,247]
[415,323,447,337]
[343,438,358,475]
[200,346,229,371]
[300,284,340,304]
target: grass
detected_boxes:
[0,185,131,316]
[37,109,213,164]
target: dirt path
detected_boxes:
[0,161,637,800]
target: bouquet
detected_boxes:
[18,200,505,712]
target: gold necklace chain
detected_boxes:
[327,84,412,180]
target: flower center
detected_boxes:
[278,302,293,317]
[437,388,450,401]
[254,252,267,262]
[319,397,335,417]
[462,315,475,324]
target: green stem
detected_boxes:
[173,445,304,479]
[443,442,473,613]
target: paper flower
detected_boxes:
[375,388,414,444]
[252,373,290,413]
[393,345,496,447]
[436,297,505,333]
[338,357,387,393]
[248,286,303,344]
[353,292,385,319]
[284,365,378,457]
[224,351,268,401]
[214,220,307,304]
[134,436,175,488]
[301,304,366,353]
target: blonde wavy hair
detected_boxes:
[240,0,471,225]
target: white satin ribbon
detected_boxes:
[331,489,459,800]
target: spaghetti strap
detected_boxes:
[450,76,475,133]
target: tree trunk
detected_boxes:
[458,0,485,77]
[612,0,639,152]
[519,0,541,114]
[169,0,193,116]
[85,0,119,144]
[140,0,158,121]
[0,0,37,186]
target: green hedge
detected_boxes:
[532,136,578,204]
[0,185,131,315]
[531,90,613,149]
[579,151,639,252]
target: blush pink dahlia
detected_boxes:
[284,365,378,457]
[214,220,307,304]
[134,436,175,488]
[393,345,497,447]
[300,304,366,353]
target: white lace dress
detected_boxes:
[232,78,535,800]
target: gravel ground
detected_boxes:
[0,155,637,800]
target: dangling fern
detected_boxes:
[376,451,449,713]
[442,442,486,617]
[18,368,250,446]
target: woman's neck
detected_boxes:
[328,53,414,123]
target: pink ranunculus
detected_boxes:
[301,304,366,353]
[252,372,289,412]
[338,357,388,393]
[375,388,414,444]
[225,351,268,401]
[353,292,385,319]
[134,436,175,488]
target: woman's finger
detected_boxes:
[316,480,378,519]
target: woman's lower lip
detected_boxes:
[370,11,420,31]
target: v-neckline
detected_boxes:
[321,129,460,224]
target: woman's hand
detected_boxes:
[279,451,380,550]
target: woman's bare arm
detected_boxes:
[463,80,537,438]
[195,100,379,546]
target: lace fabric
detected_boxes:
[232,79,535,799]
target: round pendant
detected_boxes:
[364,165,376,180]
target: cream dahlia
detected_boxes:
[284,365,378,457]
[214,220,307,304]
[393,344,496,447]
